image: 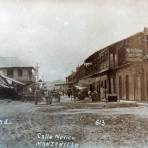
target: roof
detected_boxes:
[0,57,35,68]
[84,32,143,63]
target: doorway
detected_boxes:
[119,76,122,99]
[125,75,129,100]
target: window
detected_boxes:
[104,80,107,89]
[101,81,103,87]
[28,69,32,77]
[146,35,148,42]
[110,53,114,68]
[7,69,13,78]
[18,69,23,77]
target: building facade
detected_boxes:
[0,57,36,84]
[66,27,148,102]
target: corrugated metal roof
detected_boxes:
[0,57,34,68]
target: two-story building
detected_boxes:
[66,27,148,102]
[0,57,36,84]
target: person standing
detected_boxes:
[88,90,92,101]
[100,86,105,100]
[48,90,52,104]
[92,90,97,102]
[44,89,49,105]
[57,91,60,103]
[34,83,41,105]
[67,89,71,98]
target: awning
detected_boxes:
[0,83,13,88]
[0,74,25,89]
[0,74,25,86]
[74,85,87,90]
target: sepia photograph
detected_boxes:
[0,0,148,148]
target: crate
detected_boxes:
[107,94,118,102]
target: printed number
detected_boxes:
[95,120,105,127]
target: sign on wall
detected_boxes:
[126,48,143,61]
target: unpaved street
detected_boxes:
[0,97,148,148]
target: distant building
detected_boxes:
[66,27,148,102]
[0,57,36,84]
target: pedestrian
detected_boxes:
[88,90,92,101]
[34,84,40,105]
[48,91,52,104]
[44,89,49,105]
[73,88,78,101]
[100,86,105,100]
[57,92,60,102]
[34,90,38,105]
[92,90,97,102]
[67,89,71,98]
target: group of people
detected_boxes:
[88,90,98,102]
[44,89,53,105]
[32,83,108,104]
[30,83,61,105]
[67,86,108,102]
[34,88,61,105]
[89,87,108,101]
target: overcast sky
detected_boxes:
[0,0,148,81]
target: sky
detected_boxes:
[0,0,148,81]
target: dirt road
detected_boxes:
[0,97,148,148]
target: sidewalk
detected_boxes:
[119,100,148,106]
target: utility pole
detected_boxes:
[35,63,40,82]
[34,63,40,105]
